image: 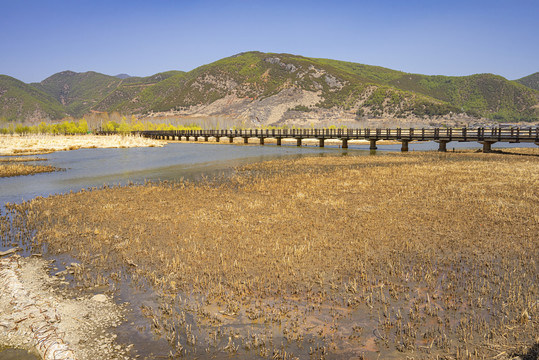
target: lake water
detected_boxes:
[1,140,537,205]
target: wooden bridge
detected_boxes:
[135,128,539,152]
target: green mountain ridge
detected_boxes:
[0,75,66,122]
[1,52,538,124]
[516,72,539,91]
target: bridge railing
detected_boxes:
[136,127,539,142]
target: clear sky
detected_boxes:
[1,0,538,83]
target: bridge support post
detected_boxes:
[437,141,448,152]
[319,138,325,147]
[342,139,348,149]
[296,138,302,147]
[215,137,220,143]
[401,140,409,152]
[204,136,209,142]
[369,139,377,150]
[194,136,198,142]
[260,137,264,145]
[480,141,495,153]
[229,137,234,143]
[276,138,282,146]
[244,137,249,144]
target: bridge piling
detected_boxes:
[276,138,282,146]
[260,137,264,145]
[296,138,302,147]
[319,138,325,147]
[342,139,348,149]
[480,141,495,153]
[437,141,448,152]
[401,140,409,152]
[244,137,249,144]
[229,137,234,143]
[369,139,377,150]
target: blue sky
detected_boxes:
[1,0,537,83]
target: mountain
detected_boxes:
[516,72,539,91]
[115,74,132,79]
[102,52,537,125]
[31,71,126,118]
[2,52,538,125]
[31,70,183,118]
[93,71,184,113]
[0,75,65,121]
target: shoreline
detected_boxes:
[0,255,129,360]
[0,134,165,156]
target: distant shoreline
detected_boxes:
[0,134,164,156]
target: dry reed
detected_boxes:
[2,150,538,359]
[0,163,59,177]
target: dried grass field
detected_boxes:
[0,134,163,156]
[2,150,538,359]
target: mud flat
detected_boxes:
[0,134,164,156]
[0,255,130,360]
[2,149,538,359]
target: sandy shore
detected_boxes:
[0,255,130,360]
[0,135,165,156]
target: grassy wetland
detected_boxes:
[0,157,59,177]
[2,150,539,359]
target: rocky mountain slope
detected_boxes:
[1,52,538,126]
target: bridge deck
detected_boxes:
[128,128,539,152]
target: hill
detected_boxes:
[1,52,538,126]
[0,75,65,122]
[107,52,537,125]
[30,70,184,118]
[516,72,539,91]
[32,71,126,118]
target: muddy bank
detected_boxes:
[0,255,130,360]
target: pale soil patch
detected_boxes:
[0,135,164,156]
[0,255,130,360]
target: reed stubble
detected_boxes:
[3,151,538,359]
